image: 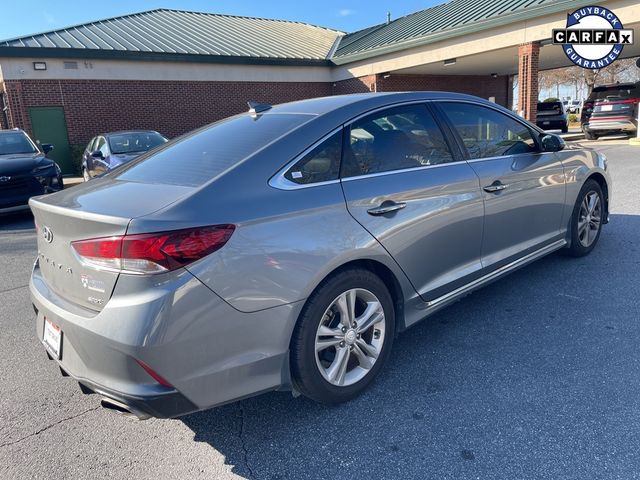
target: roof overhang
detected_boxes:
[333,0,602,65]
[0,46,333,67]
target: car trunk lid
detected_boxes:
[30,178,193,311]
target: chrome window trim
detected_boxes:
[269,97,545,190]
[268,127,343,191]
[340,161,465,183]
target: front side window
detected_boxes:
[283,130,342,185]
[342,104,454,178]
[440,102,538,159]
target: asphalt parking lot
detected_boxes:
[1,138,639,480]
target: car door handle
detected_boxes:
[483,182,509,193]
[367,201,407,216]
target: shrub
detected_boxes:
[568,113,578,123]
[543,97,560,103]
[69,144,85,176]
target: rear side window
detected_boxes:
[284,130,342,185]
[115,114,309,187]
[342,104,454,178]
[440,102,538,159]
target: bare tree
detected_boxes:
[539,58,639,100]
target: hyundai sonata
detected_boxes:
[29,92,610,418]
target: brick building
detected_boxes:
[1,0,639,173]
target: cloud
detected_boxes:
[338,9,355,17]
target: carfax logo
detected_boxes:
[553,5,634,69]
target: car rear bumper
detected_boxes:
[30,260,302,418]
[584,119,637,132]
[536,119,567,129]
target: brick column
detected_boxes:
[517,42,540,122]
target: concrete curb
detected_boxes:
[63,177,83,187]
[560,133,585,141]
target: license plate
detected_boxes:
[543,121,550,125]
[601,104,613,111]
[43,317,62,359]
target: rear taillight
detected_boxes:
[135,359,173,388]
[71,225,235,274]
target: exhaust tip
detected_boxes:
[100,398,150,420]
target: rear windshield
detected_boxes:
[537,102,563,112]
[108,132,167,154]
[0,132,38,155]
[115,113,310,187]
[589,84,639,102]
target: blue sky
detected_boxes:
[0,0,441,40]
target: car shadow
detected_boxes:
[179,213,640,479]
[0,211,34,232]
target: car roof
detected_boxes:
[101,130,162,137]
[593,82,639,91]
[0,129,27,135]
[262,91,502,117]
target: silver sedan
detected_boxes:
[29,92,611,418]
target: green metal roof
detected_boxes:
[0,9,342,65]
[333,0,595,63]
[0,0,600,66]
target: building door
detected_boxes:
[28,107,73,174]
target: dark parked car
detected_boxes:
[81,130,167,181]
[536,101,568,133]
[0,128,63,214]
[581,82,639,140]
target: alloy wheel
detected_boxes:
[314,288,386,387]
[578,191,601,247]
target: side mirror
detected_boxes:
[41,144,54,154]
[91,150,104,159]
[540,134,565,152]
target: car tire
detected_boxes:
[562,125,569,134]
[290,268,395,405]
[563,179,604,257]
[584,131,598,140]
[82,168,90,182]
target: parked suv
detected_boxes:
[581,82,639,140]
[536,101,568,133]
[0,128,63,214]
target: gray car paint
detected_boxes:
[29,92,611,416]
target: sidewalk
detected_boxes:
[63,177,83,187]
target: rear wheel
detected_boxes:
[563,179,604,257]
[290,269,395,404]
[584,130,598,140]
[561,125,569,134]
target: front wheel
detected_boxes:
[563,179,604,257]
[290,269,395,404]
